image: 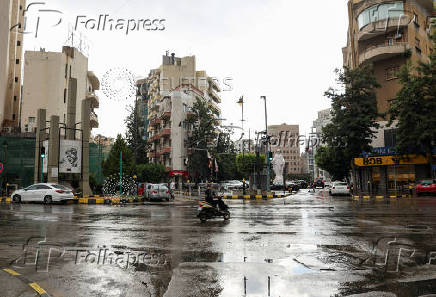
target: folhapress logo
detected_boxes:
[75,15,166,35]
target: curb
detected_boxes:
[352,194,412,200]
[2,268,51,297]
[0,197,145,205]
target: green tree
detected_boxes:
[136,163,167,183]
[125,103,149,164]
[388,32,436,176]
[102,135,135,178]
[319,65,380,180]
[215,128,239,181]
[186,97,219,181]
[236,153,265,179]
[315,146,350,181]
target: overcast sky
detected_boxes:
[23,0,348,140]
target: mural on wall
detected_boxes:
[59,140,82,173]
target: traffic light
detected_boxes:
[40,146,46,158]
[268,151,273,161]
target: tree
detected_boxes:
[125,103,149,164]
[214,128,239,181]
[318,65,380,180]
[186,97,219,182]
[136,163,167,183]
[236,153,265,179]
[315,146,350,181]
[102,135,135,178]
[388,32,436,176]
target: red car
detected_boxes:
[416,179,436,196]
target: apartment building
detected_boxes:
[135,78,149,141]
[312,108,332,179]
[0,0,26,130]
[268,124,300,175]
[343,0,433,121]
[343,0,435,194]
[145,53,221,177]
[21,46,99,135]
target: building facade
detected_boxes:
[21,46,99,135]
[268,124,301,175]
[0,0,26,130]
[135,78,149,141]
[343,0,435,194]
[312,108,332,180]
[145,53,221,179]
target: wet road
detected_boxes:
[0,189,436,297]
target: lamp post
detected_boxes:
[120,151,123,196]
[2,141,7,196]
[237,96,245,154]
[261,96,270,191]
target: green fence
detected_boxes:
[0,136,109,193]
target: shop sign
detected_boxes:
[354,155,429,167]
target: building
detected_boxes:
[268,124,300,175]
[135,78,149,141]
[234,138,254,154]
[145,53,221,181]
[21,46,99,135]
[0,0,26,130]
[343,0,435,194]
[312,108,332,179]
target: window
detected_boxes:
[12,114,15,120]
[357,2,404,30]
[14,77,18,83]
[64,89,67,103]
[29,117,36,123]
[387,38,393,46]
[17,40,21,46]
[413,13,419,27]
[384,129,397,147]
[15,59,19,64]
[13,96,16,102]
[65,64,68,78]
[385,66,400,80]
[37,185,51,190]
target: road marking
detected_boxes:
[3,268,20,276]
[29,282,47,294]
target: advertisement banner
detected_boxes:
[59,140,82,173]
[42,140,49,173]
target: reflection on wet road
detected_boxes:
[0,189,436,296]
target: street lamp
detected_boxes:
[261,96,270,191]
[237,96,245,154]
[2,141,7,196]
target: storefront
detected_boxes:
[353,154,435,195]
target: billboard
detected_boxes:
[59,140,82,174]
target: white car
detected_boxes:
[11,183,74,204]
[329,182,350,196]
[145,184,171,201]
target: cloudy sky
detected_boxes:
[23,0,348,139]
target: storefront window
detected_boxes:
[358,2,404,30]
[387,165,415,190]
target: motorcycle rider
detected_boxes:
[205,184,216,207]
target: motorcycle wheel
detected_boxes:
[199,213,208,223]
[223,211,230,220]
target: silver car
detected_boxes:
[145,184,171,201]
[11,183,74,204]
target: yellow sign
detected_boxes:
[354,155,430,167]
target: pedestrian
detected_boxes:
[170,180,175,199]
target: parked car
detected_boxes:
[329,181,350,196]
[297,180,308,189]
[416,179,436,196]
[314,179,325,189]
[285,181,300,192]
[145,184,171,201]
[11,183,74,204]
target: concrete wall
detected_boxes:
[21,47,92,134]
[0,0,12,128]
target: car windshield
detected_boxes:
[419,180,434,185]
[335,183,348,186]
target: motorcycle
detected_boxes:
[197,199,230,222]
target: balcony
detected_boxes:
[160,111,171,119]
[208,77,220,92]
[149,117,161,127]
[161,146,171,155]
[358,17,409,41]
[359,42,410,65]
[87,92,99,108]
[208,88,221,103]
[161,128,171,137]
[87,71,100,90]
[90,111,98,129]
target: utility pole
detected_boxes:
[237,96,244,154]
[261,96,270,191]
[120,151,123,195]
